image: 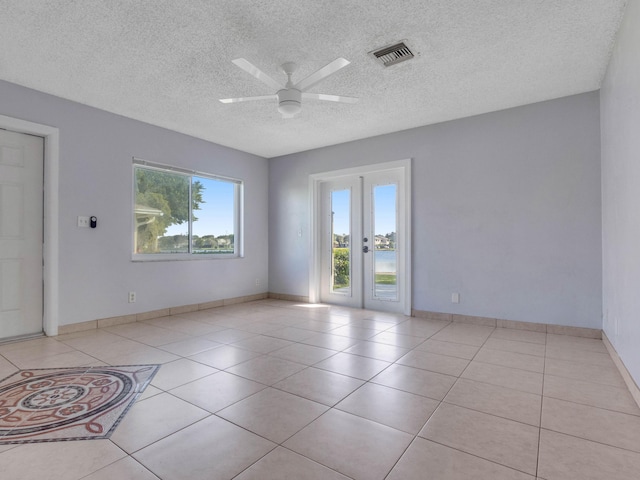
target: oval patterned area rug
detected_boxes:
[0,365,159,444]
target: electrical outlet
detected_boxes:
[128,291,136,303]
[77,216,90,228]
[451,292,460,304]
[255,278,261,286]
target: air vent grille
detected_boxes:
[371,42,414,67]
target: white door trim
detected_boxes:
[309,159,412,315]
[0,114,59,336]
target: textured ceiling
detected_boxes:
[0,0,628,158]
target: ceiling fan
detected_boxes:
[219,58,358,118]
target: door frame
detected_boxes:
[309,159,412,315]
[0,114,60,336]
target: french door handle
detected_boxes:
[362,246,370,253]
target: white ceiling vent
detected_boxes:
[371,41,415,67]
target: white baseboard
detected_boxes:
[57,293,269,335]
[602,332,640,410]
[412,309,601,338]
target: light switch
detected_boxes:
[77,216,90,228]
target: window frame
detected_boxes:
[131,158,243,261]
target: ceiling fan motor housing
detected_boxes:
[278,88,302,115]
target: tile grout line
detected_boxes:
[378,321,452,480]
[538,425,640,456]
[384,323,500,479]
[540,375,640,417]
[415,437,540,478]
[536,332,547,478]
[424,325,545,477]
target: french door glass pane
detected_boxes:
[373,184,397,300]
[331,189,351,293]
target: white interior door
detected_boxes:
[0,129,44,339]
[318,166,408,314]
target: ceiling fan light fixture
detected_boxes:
[278,88,302,116]
[278,100,301,116]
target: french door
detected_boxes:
[317,164,410,314]
[0,129,44,340]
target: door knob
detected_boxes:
[362,246,369,253]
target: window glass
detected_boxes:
[191,176,235,254]
[134,164,240,258]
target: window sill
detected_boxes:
[131,253,241,262]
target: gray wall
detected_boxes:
[0,80,269,327]
[0,78,605,331]
[601,0,640,385]
[269,92,603,328]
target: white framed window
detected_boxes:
[132,159,242,260]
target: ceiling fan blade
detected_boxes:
[219,94,277,104]
[232,58,283,90]
[295,58,350,92]
[302,93,359,104]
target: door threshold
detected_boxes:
[0,332,46,346]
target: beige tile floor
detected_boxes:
[1,299,640,479]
